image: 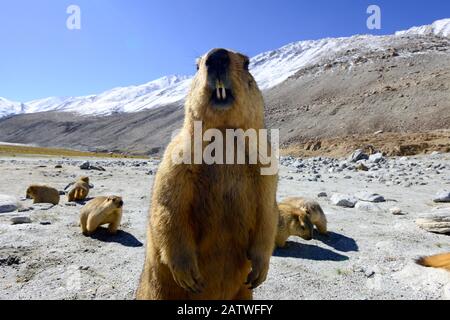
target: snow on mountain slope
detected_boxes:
[0,98,26,118]
[1,18,449,118]
[25,75,191,116]
[395,18,450,38]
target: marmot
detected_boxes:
[136,49,278,300]
[68,176,90,202]
[281,197,327,235]
[26,185,60,205]
[275,202,314,248]
[417,253,450,271]
[79,196,123,236]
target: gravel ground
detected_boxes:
[0,153,449,300]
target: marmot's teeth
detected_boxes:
[215,80,226,100]
[217,87,221,100]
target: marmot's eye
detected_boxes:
[243,59,250,71]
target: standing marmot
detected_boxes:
[79,196,123,236]
[68,176,90,202]
[26,185,60,205]
[136,48,278,300]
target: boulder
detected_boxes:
[433,191,450,203]
[416,208,450,234]
[369,153,384,164]
[0,195,18,213]
[11,217,32,225]
[348,149,369,163]
[330,193,357,208]
[355,192,386,203]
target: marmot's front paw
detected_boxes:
[170,261,205,294]
[246,256,269,289]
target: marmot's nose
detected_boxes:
[206,49,230,75]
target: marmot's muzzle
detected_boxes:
[206,49,234,107]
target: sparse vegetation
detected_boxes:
[0,144,147,159]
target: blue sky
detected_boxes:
[0,0,449,102]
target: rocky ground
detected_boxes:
[0,152,449,300]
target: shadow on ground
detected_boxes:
[89,227,143,247]
[74,197,95,205]
[315,231,359,253]
[273,242,349,261]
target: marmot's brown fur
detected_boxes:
[275,197,327,248]
[80,196,123,236]
[68,176,90,202]
[282,197,327,235]
[417,253,450,271]
[26,185,60,205]
[136,49,278,300]
[275,202,314,248]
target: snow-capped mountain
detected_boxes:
[396,18,450,38]
[25,75,191,115]
[1,18,449,118]
[0,98,26,118]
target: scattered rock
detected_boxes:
[317,192,328,198]
[433,191,450,203]
[390,207,406,215]
[355,192,386,203]
[17,207,33,213]
[348,149,369,163]
[55,165,63,169]
[32,203,54,211]
[355,201,381,212]
[40,221,52,226]
[369,153,384,164]
[330,193,357,208]
[0,256,20,266]
[90,165,106,172]
[416,208,450,234]
[11,217,32,225]
[65,203,76,207]
[0,194,18,213]
[80,161,90,170]
[80,161,106,171]
[356,163,369,172]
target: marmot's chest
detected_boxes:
[191,164,259,234]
